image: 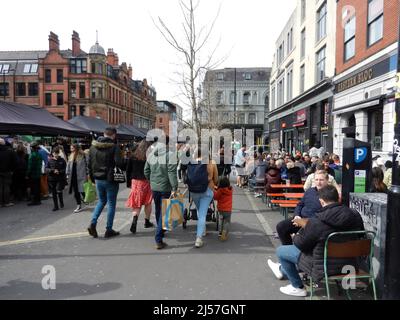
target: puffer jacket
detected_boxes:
[265,167,282,193]
[144,144,178,193]
[294,203,364,282]
[287,166,302,184]
[88,137,124,182]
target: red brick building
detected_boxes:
[333,0,399,161]
[0,31,156,130]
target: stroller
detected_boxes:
[183,192,220,231]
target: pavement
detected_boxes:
[0,182,372,300]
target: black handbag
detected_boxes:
[112,167,126,184]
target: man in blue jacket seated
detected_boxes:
[267,185,364,297]
[276,170,329,245]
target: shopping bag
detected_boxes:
[162,194,185,231]
[84,181,97,203]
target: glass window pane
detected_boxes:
[344,17,356,41]
[23,64,31,73]
[369,16,383,45]
[31,64,38,73]
[368,0,384,23]
[345,38,355,60]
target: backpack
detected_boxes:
[186,162,209,193]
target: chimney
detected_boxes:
[128,64,133,78]
[114,53,119,67]
[107,48,116,65]
[72,31,80,56]
[49,32,60,52]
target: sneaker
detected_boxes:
[104,229,120,239]
[74,205,83,213]
[267,259,284,280]
[155,242,168,250]
[52,207,59,212]
[279,284,307,297]
[87,224,98,238]
[4,203,14,207]
[195,237,204,248]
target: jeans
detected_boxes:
[91,180,119,230]
[152,191,171,244]
[276,245,303,289]
[191,188,214,238]
[219,212,232,235]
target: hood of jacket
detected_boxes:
[151,143,168,157]
[92,137,115,150]
[316,203,364,230]
[218,186,233,196]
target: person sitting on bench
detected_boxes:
[276,171,329,245]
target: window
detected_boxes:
[344,16,356,61]
[278,43,284,65]
[28,83,38,96]
[300,65,305,94]
[45,93,52,106]
[278,78,285,106]
[57,92,64,106]
[301,0,306,22]
[245,73,252,80]
[70,59,87,74]
[217,72,224,80]
[287,69,293,101]
[271,86,276,110]
[79,82,85,98]
[317,2,327,42]
[80,106,86,116]
[316,47,326,82]
[368,108,383,151]
[45,69,51,83]
[0,64,10,74]
[71,105,77,118]
[70,82,77,98]
[287,28,293,54]
[238,113,245,124]
[223,113,229,122]
[23,64,38,73]
[230,91,236,105]
[248,113,256,125]
[57,69,63,83]
[16,83,26,96]
[368,0,383,46]
[216,91,223,105]
[243,92,251,105]
[0,83,9,97]
[300,28,306,59]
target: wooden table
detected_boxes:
[284,193,305,199]
[271,184,305,189]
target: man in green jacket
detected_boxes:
[26,142,43,206]
[144,141,178,249]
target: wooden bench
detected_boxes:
[265,193,285,207]
[279,203,298,219]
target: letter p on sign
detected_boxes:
[354,148,367,164]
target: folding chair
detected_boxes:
[309,231,377,300]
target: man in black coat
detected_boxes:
[276,171,329,245]
[0,138,17,207]
[267,185,364,297]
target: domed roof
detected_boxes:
[89,42,105,55]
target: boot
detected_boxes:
[87,223,98,238]
[52,195,59,212]
[105,229,120,239]
[144,218,154,228]
[130,216,139,234]
[58,192,64,209]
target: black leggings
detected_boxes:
[276,218,301,246]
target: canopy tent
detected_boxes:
[117,124,146,139]
[68,116,108,135]
[0,101,89,137]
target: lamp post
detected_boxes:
[384,13,400,300]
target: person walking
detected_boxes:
[0,138,17,207]
[46,147,67,212]
[186,148,218,248]
[144,139,178,250]
[26,142,43,206]
[12,143,29,202]
[126,140,155,234]
[213,176,233,241]
[87,127,125,239]
[38,143,50,200]
[67,144,88,213]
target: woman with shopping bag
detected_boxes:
[126,140,155,234]
[66,144,89,213]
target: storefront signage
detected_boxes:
[396,73,400,100]
[335,55,396,94]
[296,109,306,122]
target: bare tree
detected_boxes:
[154,0,226,138]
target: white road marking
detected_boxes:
[244,191,274,236]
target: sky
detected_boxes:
[1,0,297,118]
